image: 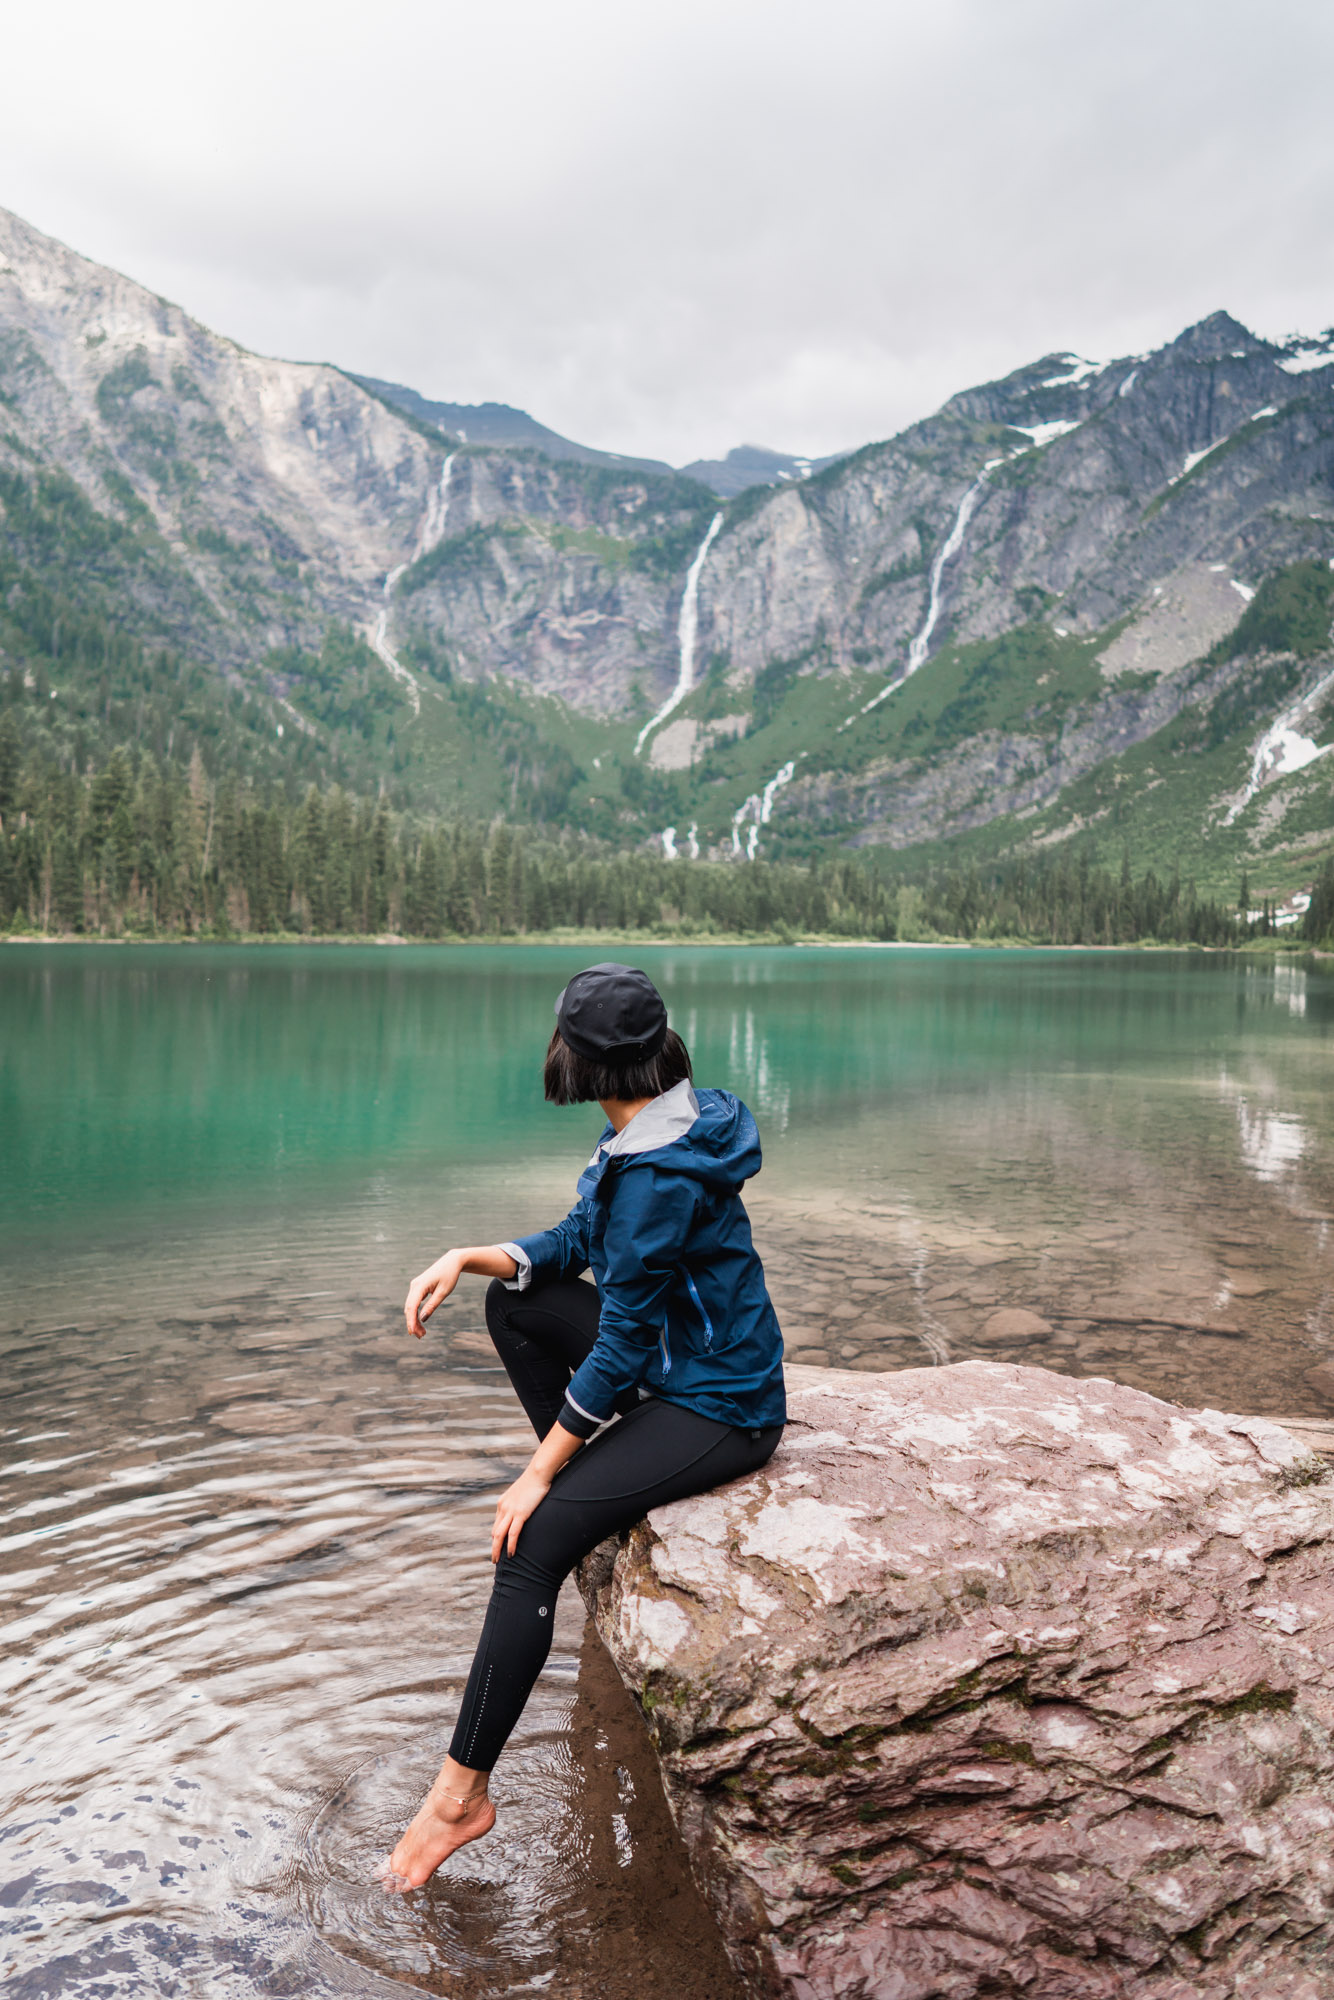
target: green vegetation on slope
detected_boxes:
[1209,560,1334,664]
[0,725,896,941]
[0,727,1249,950]
[0,459,617,827]
[833,621,1105,774]
[0,463,329,790]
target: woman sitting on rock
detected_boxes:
[379,961,786,1891]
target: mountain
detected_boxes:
[675,442,851,498]
[3,201,1334,899]
[353,375,676,477]
[357,377,852,499]
[0,203,713,818]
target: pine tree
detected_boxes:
[51,829,84,932]
[107,797,136,903]
[0,712,20,823]
[416,832,444,937]
[369,807,390,932]
[487,823,515,932]
[446,824,472,934]
[0,828,16,922]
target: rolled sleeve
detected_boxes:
[558,1391,604,1440]
[497,1241,532,1292]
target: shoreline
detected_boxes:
[0,929,1316,956]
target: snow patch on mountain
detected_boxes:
[1040,357,1106,389]
[1279,345,1334,375]
[1008,420,1082,449]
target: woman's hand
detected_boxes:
[491,1468,552,1561]
[404,1251,463,1338]
[403,1245,520,1340]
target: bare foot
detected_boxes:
[375,1778,495,1892]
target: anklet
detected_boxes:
[438,1785,488,1811]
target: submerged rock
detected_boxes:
[579,1362,1334,1999]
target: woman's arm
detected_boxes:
[491,1419,583,1561]
[405,1245,583,1556]
[560,1167,697,1429]
[404,1244,518,1339]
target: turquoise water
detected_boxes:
[8,941,1334,1240]
[5,941,1334,1997]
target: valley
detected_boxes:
[3,202,1334,915]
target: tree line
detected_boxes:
[0,724,1255,946]
[0,727,899,939]
[902,851,1245,948]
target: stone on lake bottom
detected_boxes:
[785,1346,831,1367]
[580,1362,1334,2000]
[1302,1363,1334,1405]
[974,1307,1054,1345]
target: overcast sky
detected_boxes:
[4,0,1332,465]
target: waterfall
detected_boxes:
[414,452,456,562]
[761,758,797,821]
[854,462,997,722]
[732,758,798,859]
[907,468,989,672]
[368,454,457,716]
[635,511,724,757]
[369,612,421,715]
[659,821,700,860]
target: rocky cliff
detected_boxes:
[4,202,1334,886]
[581,1362,1334,2000]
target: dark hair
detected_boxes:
[543,1026,693,1106]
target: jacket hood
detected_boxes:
[579,1081,762,1195]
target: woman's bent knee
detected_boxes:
[484,1276,513,1332]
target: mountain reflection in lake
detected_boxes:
[5,943,1334,1997]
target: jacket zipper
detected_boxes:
[684,1271,714,1351]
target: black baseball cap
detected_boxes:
[555,963,669,1065]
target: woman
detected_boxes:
[379,962,786,1891]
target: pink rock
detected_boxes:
[580,1363,1334,1999]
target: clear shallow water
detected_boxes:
[6,942,1334,1996]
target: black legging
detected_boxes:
[447,1276,783,1774]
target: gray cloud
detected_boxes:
[3,0,1332,463]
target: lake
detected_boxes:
[5,941,1334,1997]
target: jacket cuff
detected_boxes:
[559,1393,604,1440]
[498,1241,531,1291]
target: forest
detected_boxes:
[0,717,1263,947]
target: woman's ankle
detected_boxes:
[429,1760,489,1815]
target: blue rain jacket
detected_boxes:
[509,1083,786,1433]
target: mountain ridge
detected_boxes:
[355,373,854,498]
[2,202,1334,901]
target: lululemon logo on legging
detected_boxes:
[539,1605,548,1617]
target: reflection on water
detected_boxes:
[1271,958,1308,1016]
[724,1005,791,1133]
[1232,1092,1308,1183]
[7,942,1334,1996]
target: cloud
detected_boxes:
[3,0,1332,462]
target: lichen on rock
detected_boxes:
[579,1362,1334,1999]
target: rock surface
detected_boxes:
[580,1362,1334,1999]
